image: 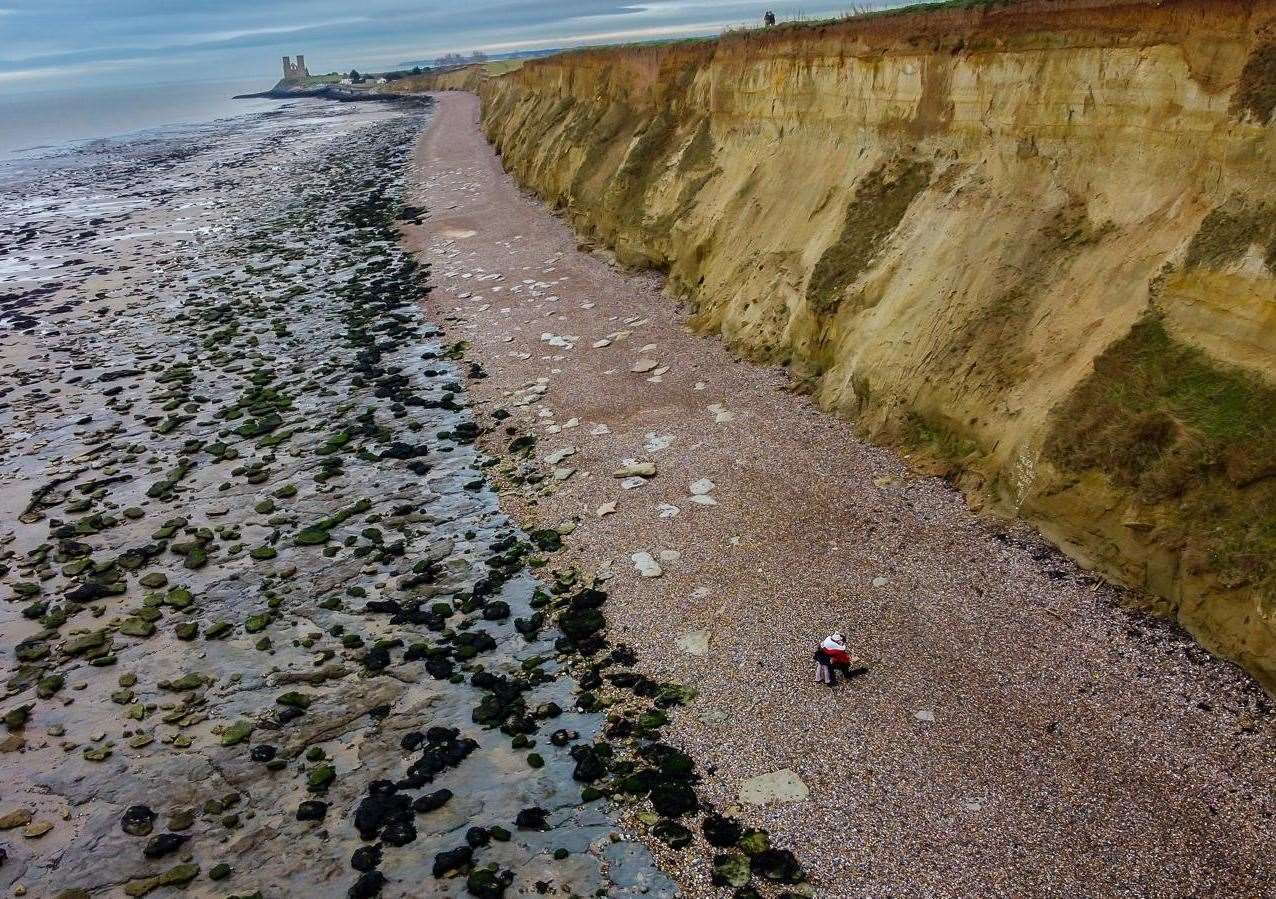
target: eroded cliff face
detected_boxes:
[475,0,1276,691]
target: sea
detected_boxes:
[0,76,282,159]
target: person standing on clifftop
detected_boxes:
[764,10,776,26]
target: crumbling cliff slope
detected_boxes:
[473,0,1276,691]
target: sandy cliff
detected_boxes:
[472,0,1276,690]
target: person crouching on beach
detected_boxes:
[815,632,854,687]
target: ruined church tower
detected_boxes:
[281,55,309,83]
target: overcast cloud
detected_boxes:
[0,1,905,91]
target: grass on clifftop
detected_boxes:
[1046,316,1276,594]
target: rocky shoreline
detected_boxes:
[232,85,417,104]
[0,97,788,898]
[3,79,1272,899]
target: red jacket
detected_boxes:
[819,639,851,666]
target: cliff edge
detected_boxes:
[473,0,1276,691]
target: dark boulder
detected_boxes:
[432,845,474,878]
[297,801,329,821]
[121,805,156,837]
[570,745,607,783]
[653,819,693,849]
[350,844,382,872]
[466,867,514,899]
[143,833,188,858]
[514,807,549,830]
[354,793,413,841]
[412,789,453,814]
[650,781,698,818]
[750,848,806,884]
[703,812,743,848]
[348,870,386,899]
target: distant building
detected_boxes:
[376,77,387,85]
[340,78,353,85]
[281,55,309,83]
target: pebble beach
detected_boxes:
[406,91,1276,899]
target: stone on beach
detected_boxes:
[614,461,656,478]
[544,446,576,465]
[631,552,664,578]
[676,630,710,656]
[707,403,736,423]
[738,770,811,806]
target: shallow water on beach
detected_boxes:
[0,98,676,896]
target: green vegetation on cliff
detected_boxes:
[1046,316,1276,596]
[1184,199,1276,273]
[806,160,932,316]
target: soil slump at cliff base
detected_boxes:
[409,90,1275,899]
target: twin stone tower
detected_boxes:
[281,55,309,83]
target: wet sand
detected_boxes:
[407,91,1276,899]
[0,99,677,898]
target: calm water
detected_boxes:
[0,76,281,157]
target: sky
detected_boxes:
[0,0,907,93]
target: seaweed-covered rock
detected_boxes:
[412,789,453,814]
[750,848,806,884]
[347,870,386,899]
[432,845,474,878]
[514,807,549,830]
[124,862,199,897]
[737,828,771,856]
[652,819,693,849]
[121,805,156,837]
[481,601,510,621]
[703,812,743,848]
[297,801,328,821]
[712,854,752,889]
[354,791,412,841]
[350,844,382,872]
[570,745,607,783]
[649,780,698,818]
[142,833,188,859]
[466,866,514,899]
